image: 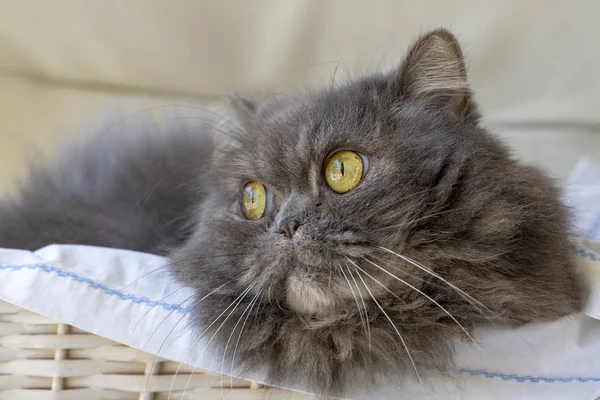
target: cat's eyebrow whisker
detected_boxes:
[329,61,340,92]
[348,258,422,386]
[360,257,478,347]
[153,114,241,132]
[338,264,368,340]
[153,116,245,142]
[346,266,372,351]
[180,283,256,400]
[97,103,242,138]
[376,246,494,316]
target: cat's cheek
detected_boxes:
[319,185,334,204]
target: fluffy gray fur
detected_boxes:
[0,29,582,397]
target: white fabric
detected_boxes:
[567,159,600,240]
[0,244,599,399]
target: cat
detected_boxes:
[0,29,582,397]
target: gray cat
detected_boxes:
[0,29,582,396]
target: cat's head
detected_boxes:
[171,29,581,394]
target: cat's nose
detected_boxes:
[279,220,300,239]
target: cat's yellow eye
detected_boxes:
[241,181,267,220]
[325,151,366,193]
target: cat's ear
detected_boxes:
[392,29,478,120]
[228,94,258,126]
[210,94,257,157]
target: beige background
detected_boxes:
[1,0,599,189]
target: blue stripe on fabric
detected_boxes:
[457,368,600,383]
[0,263,188,314]
[571,244,599,262]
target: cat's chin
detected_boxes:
[285,267,339,315]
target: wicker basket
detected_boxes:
[0,300,311,400]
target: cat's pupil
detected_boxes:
[340,162,345,176]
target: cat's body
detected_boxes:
[0,30,582,397]
[0,118,212,253]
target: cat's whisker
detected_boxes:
[377,246,494,316]
[138,283,228,358]
[274,289,288,312]
[231,292,262,395]
[166,360,185,400]
[358,197,417,224]
[119,265,170,291]
[144,283,231,397]
[368,254,498,321]
[143,296,196,398]
[168,284,254,400]
[138,293,195,356]
[358,186,439,223]
[119,255,243,291]
[369,254,455,292]
[267,282,275,307]
[346,266,372,351]
[131,285,187,337]
[362,199,425,225]
[223,291,262,397]
[361,257,478,347]
[180,283,256,400]
[348,259,422,385]
[219,291,260,397]
[338,264,368,340]
[374,207,461,232]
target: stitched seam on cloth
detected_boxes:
[571,245,599,262]
[0,263,188,313]
[457,368,600,383]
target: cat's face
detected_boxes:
[171,29,581,394]
[190,79,484,316]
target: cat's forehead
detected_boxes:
[236,88,386,188]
